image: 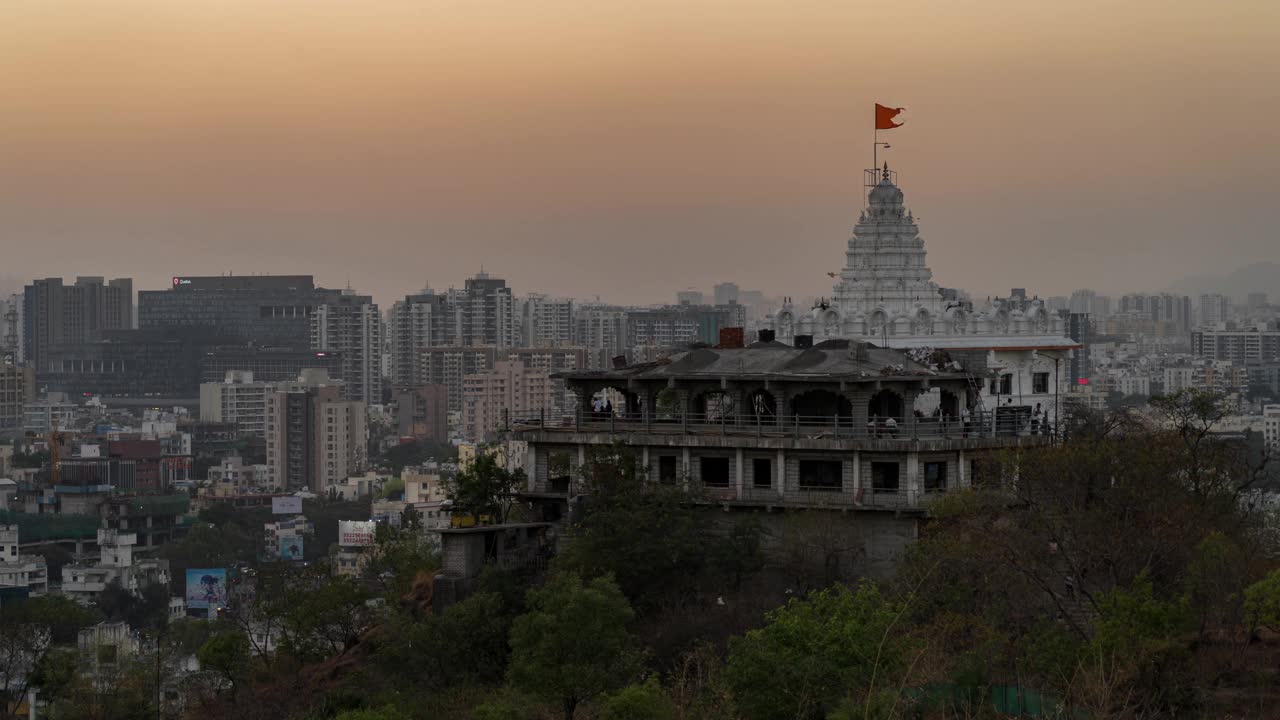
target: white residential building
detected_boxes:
[0,525,49,598]
[62,529,170,606]
[1264,405,1280,452]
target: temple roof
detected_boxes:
[557,340,972,383]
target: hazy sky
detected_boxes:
[2,0,1277,307]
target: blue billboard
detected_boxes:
[279,535,304,561]
[185,568,228,610]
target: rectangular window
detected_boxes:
[700,457,730,487]
[871,462,901,493]
[658,456,678,484]
[798,460,842,491]
[752,458,773,489]
[924,461,947,492]
[999,374,1013,395]
[1033,372,1050,394]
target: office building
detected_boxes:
[199,345,343,385]
[40,327,233,398]
[23,277,133,369]
[1248,292,1269,311]
[138,275,342,349]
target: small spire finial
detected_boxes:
[881,162,890,181]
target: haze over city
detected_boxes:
[3,0,1278,305]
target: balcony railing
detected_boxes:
[507,409,1056,441]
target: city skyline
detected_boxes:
[3,1,1278,307]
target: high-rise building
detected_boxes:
[518,294,574,348]
[1118,294,1193,334]
[0,294,22,363]
[23,277,133,369]
[1198,293,1230,326]
[394,385,448,444]
[265,379,366,492]
[461,359,553,442]
[1067,289,1112,318]
[713,282,740,306]
[573,305,628,369]
[311,293,381,404]
[199,368,346,441]
[676,290,704,305]
[1192,327,1280,364]
[387,291,456,388]
[1248,292,1269,310]
[0,364,35,431]
[419,347,499,413]
[138,275,342,349]
[1065,312,1092,386]
[457,272,515,347]
[626,304,744,349]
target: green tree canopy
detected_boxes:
[509,572,640,720]
[725,582,910,720]
[445,450,525,524]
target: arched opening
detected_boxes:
[746,389,777,423]
[653,388,681,422]
[693,390,736,421]
[791,389,852,424]
[588,387,639,419]
[868,389,903,420]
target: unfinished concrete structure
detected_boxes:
[512,339,1050,577]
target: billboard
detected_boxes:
[279,535,304,561]
[338,520,377,547]
[185,568,228,610]
[271,496,303,515]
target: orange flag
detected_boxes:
[875,103,904,130]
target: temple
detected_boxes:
[769,164,1078,416]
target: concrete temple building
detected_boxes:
[512,339,1052,577]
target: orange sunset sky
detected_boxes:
[2,0,1277,305]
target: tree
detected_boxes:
[599,679,677,720]
[509,572,641,720]
[247,562,372,665]
[0,595,98,720]
[1245,569,1280,633]
[95,580,170,630]
[725,582,911,720]
[554,445,707,608]
[445,450,525,524]
[197,630,251,694]
[373,590,513,689]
